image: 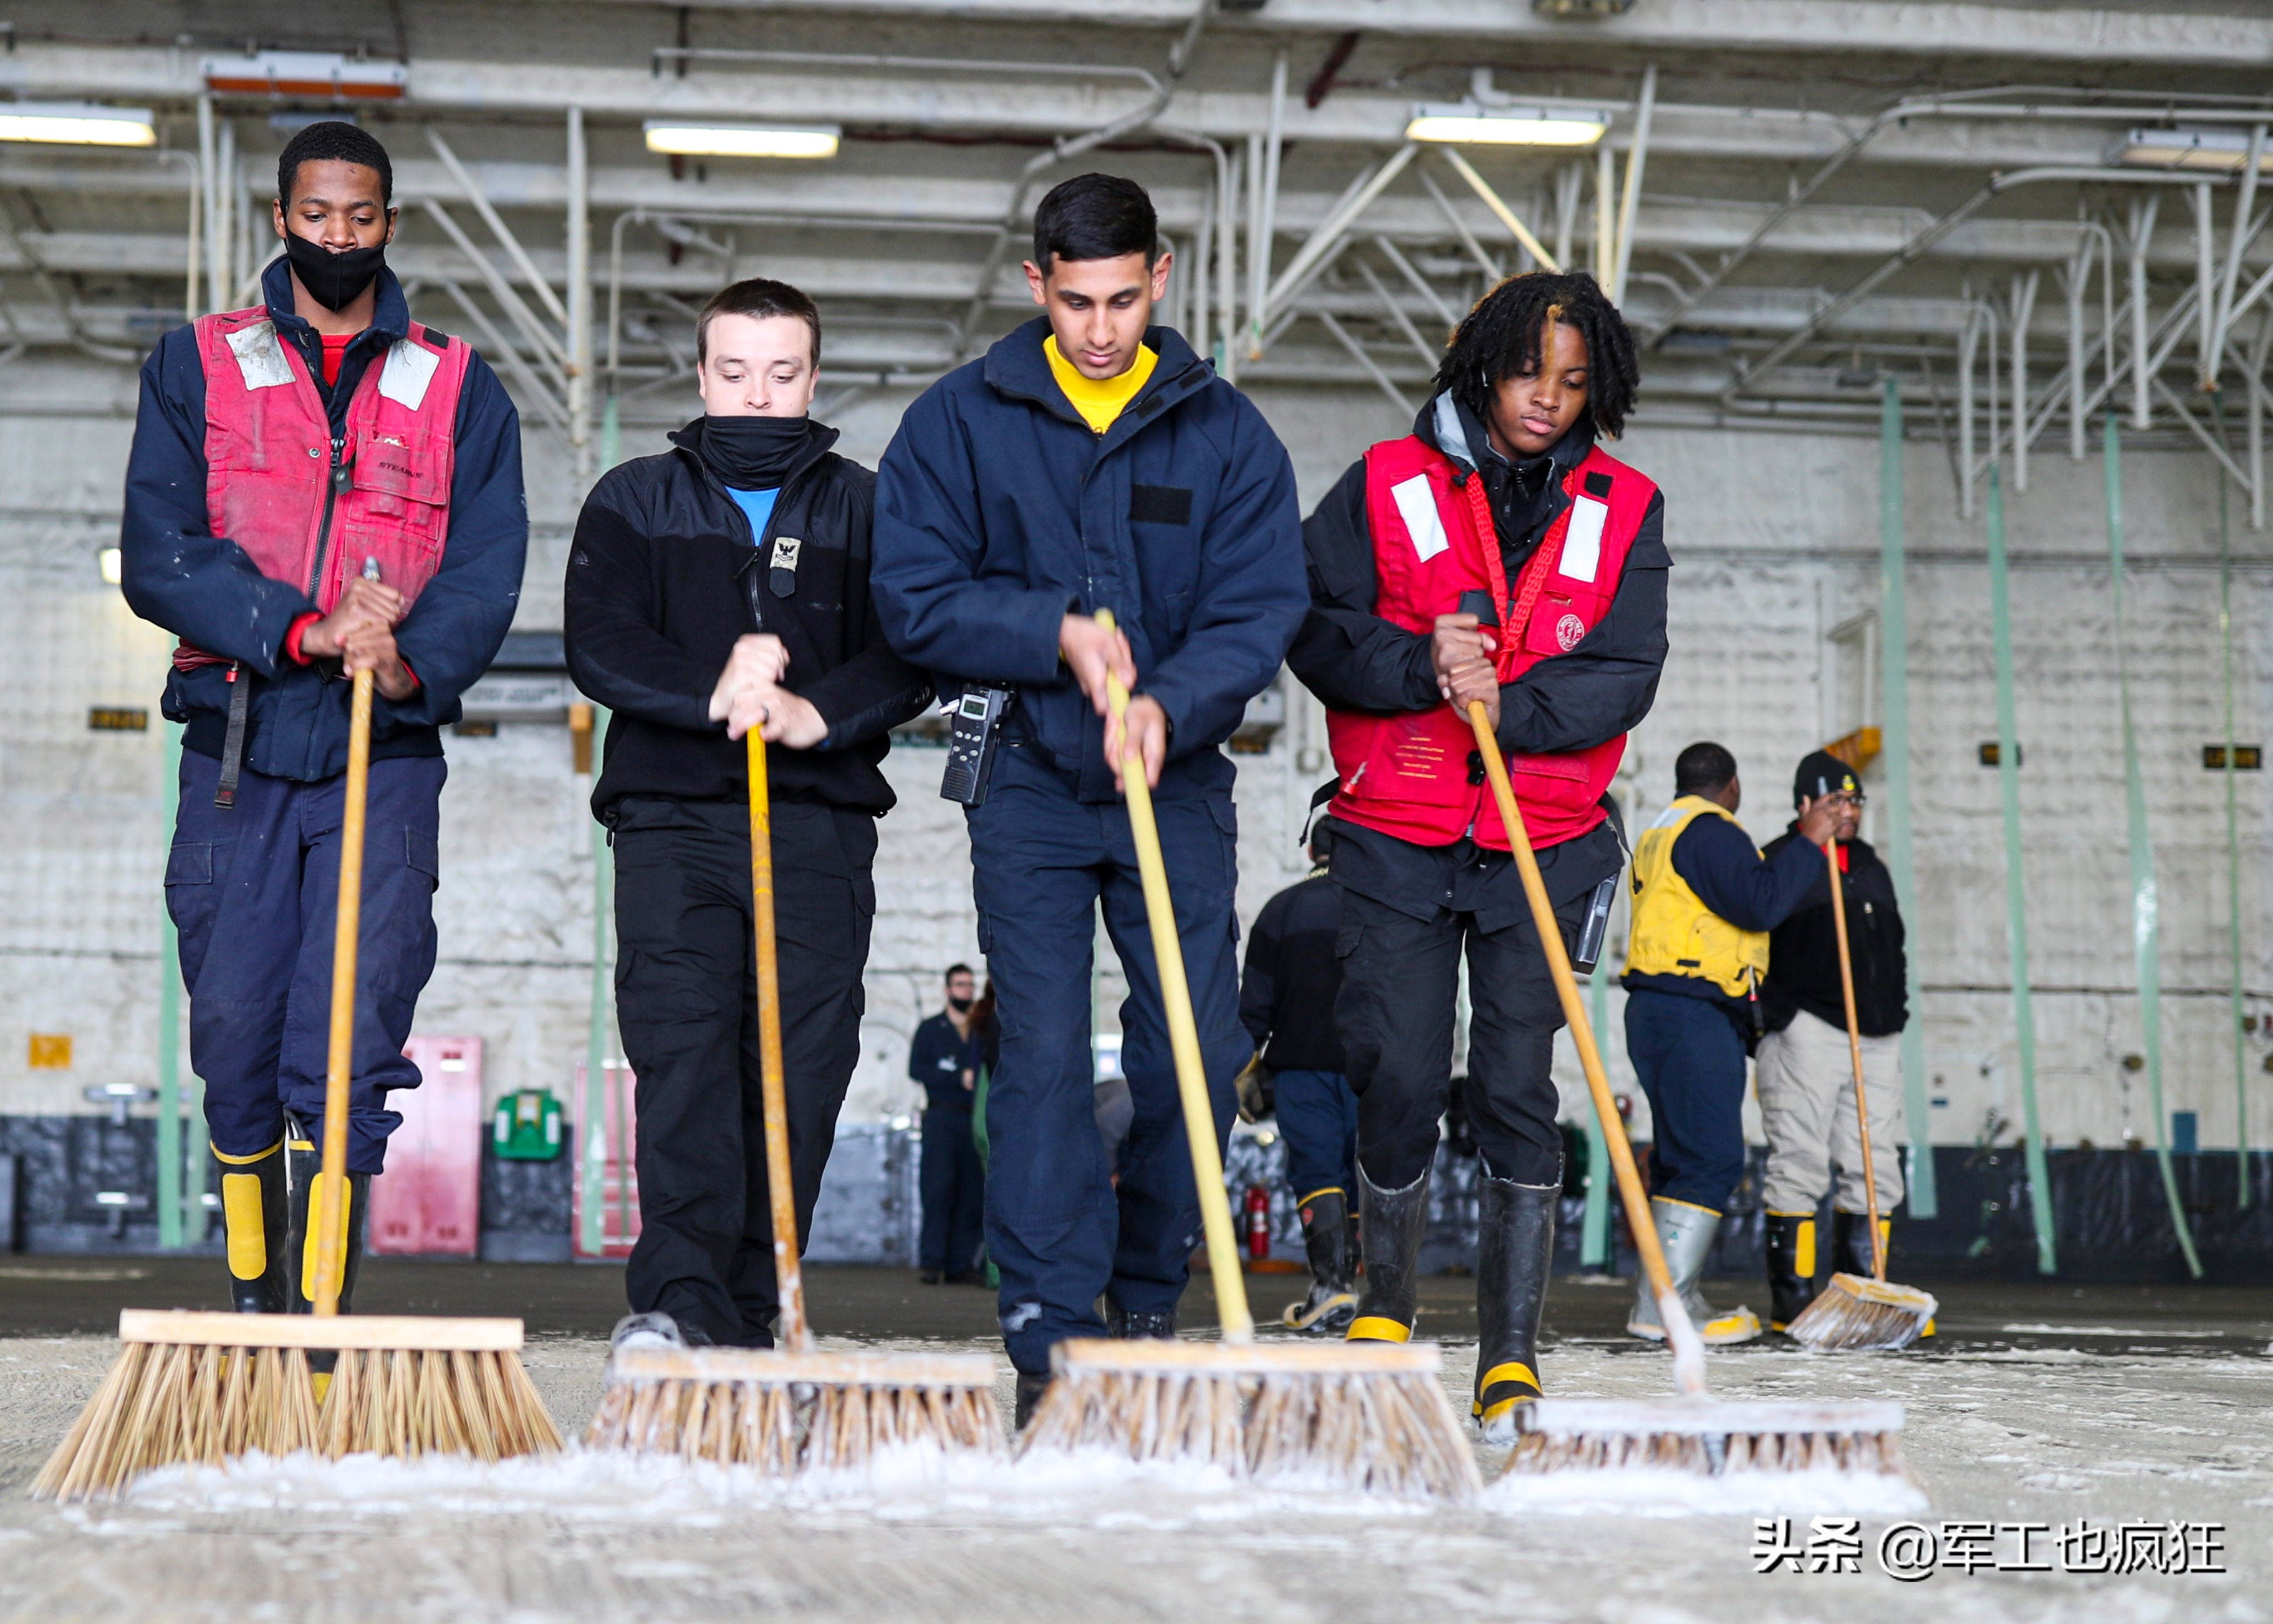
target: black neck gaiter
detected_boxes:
[699,415,811,490]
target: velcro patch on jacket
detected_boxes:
[226,322,295,391]
[378,339,441,410]
[1130,483,1193,525]
[769,536,802,572]
[1560,496,1609,584]
[1389,474,1448,562]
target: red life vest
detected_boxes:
[1325,434,1656,851]
[175,306,469,672]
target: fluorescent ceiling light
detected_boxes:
[643,121,840,160]
[1405,104,1608,147]
[2117,127,2273,173]
[0,103,155,147]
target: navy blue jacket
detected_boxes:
[1623,811,1820,1011]
[909,1011,984,1110]
[121,257,528,781]
[872,318,1305,802]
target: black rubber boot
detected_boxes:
[1014,1370,1050,1431]
[1764,1211,1818,1332]
[1346,1163,1430,1342]
[214,1139,289,1314]
[283,1122,370,1318]
[1282,1188,1358,1332]
[1831,1209,1886,1279]
[1105,1303,1176,1339]
[1473,1177,1555,1441]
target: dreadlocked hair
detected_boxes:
[1433,270,1640,440]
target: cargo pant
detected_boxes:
[966,743,1246,1377]
[1756,1007,1906,1217]
[166,749,443,1175]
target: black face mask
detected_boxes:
[699,414,811,491]
[284,232,388,313]
[947,996,974,1014]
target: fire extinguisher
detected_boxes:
[1244,1184,1272,1261]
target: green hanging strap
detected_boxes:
[1986,464,2058,1274]
[2208,392,2251,1208]
[156,719,185,1249]
[580,704,615,1257]
[2105,413,2204,1276]
[1879,378,1937,1218]
[1580,948,1612,1267]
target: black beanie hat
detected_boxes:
[1794,749,1860,807]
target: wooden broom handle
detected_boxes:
[1824,838,1888,1282]
[1466,703,1708,1396]
[312,665,372,1317]
[748,727,810,1352]
[1095,611,1254,1344]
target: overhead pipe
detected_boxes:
[1254,143,1419,344]
[1371,233,1456,330]
[2193,182,2218,389]
[1438,148,1560,274]
[2126,195,2159,428]
[1245,49,1287,360]
[1416,165,1501,283]
[2208,123,2268,385]
[1610,64,1656,304]
[2009,271,2039,489]
[1727,166,2226,408]
[566,107,592,478]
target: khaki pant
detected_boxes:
[1756,1007,1906,1216]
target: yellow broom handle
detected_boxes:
[1466,703,1706,1395]
[1095,612,1253,1344]
[748,727,810,1352]
[312,666,372,1318]
[1824,838,1888,1282]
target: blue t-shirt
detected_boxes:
[724,485,781,545]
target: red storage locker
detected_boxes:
[572,1062,641,1259]
[368,1035,484,1256]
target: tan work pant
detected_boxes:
[1756,1007,1906,1216]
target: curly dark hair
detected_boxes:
[1432,270,1640,440]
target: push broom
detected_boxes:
[1463,705,1907,1478]
[582,724,999,1469]
[37,565,560,1501]
[1016,612,1480,1502]
[1782,838,1936,1351]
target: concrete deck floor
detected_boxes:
[1,1261,2267,1623]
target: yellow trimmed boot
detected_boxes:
[1627,1196,1761,1345]
[1345,1163,1429,1343]
[213,1138,289,1314]
[1473,1176,1555,1443]
[282,1117,370,1398]
[1282,1186,1358,1333]
[1764,1210,1819,1332]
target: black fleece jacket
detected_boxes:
[564,418,933,817]
[1759,830,1910,1037]
[1239,870,1346,1073]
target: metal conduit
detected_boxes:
[1878,378,1936,1219]
[1984,463,2057,1275]
[2104,412,2204,1276]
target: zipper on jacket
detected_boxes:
[307,433,348,603]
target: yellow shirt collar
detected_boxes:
[1043,334,1158,435]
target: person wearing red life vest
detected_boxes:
[119,123,526,1325]
[1287,272,1668,1442]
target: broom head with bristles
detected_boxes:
[34,1309,562,1501]
[1784,1272,1938,1352]
[1504,1395,1908,1477]
[585,1345,1003,1473]
[1017,1338,1482,1502]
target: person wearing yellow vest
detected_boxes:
[1289,271,1668,1440]
[1621,741,1840,1344]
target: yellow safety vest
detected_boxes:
[1623,795,1771,997]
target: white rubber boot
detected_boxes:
[1627,1196,1762,1346]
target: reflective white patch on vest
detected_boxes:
[378,339,440,410]
[1560,496,1608,584]
[225,322,294,391]
[1649,804,1685,829]
[1389,474,1448,563]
